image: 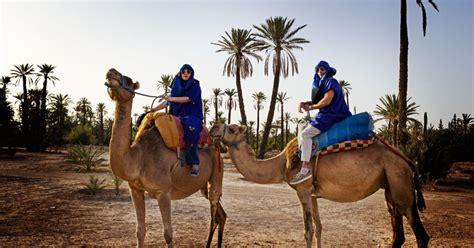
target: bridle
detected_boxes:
[212,123,245,148]
[104,74,166,108]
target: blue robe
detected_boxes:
[309,61,352,132]
[169,64,203,146]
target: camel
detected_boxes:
[210,123,429,248]
[105,68,226,248]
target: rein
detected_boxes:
[104,74,166,108]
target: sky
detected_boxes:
[1,0,473,129]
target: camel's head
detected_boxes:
[210,123,247,146]
[105,68,140,103]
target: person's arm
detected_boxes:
[309,89,334,110]
[150,100,168,112]
[166,96,191,103]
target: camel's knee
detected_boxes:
[164,229,173,245]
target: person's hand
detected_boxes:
[164,95,171,102]
[303,104,312,112]
[298,102,304,113]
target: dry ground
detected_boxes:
[0,152,473,247]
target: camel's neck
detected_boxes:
[228,141,286,184]
[109,100,133,180]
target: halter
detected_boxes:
[104,74,166,108]
[217,123,245,148]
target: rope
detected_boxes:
[104,82,165,108]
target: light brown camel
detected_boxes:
[105,68,226,248]
[210,123,429,248]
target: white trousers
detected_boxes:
[298,125,321,162]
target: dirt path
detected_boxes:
[0,152,473,247]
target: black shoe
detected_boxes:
[190,167,199,176]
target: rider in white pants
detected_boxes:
[290,61,352,185]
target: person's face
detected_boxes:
[180,69,192,80]
[317,66,326,77]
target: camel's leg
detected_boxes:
[158,193,173,248]
[216,201,227,247]
[206,202,218,248]
[297,190,314,248]
[405,194,429,248]
[384,189,405,248]
[130,186,146,248]
[206,148,225,248]
[311,196,322,248]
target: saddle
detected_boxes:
[135,112,212,150]
[285,112,375,170]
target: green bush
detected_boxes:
[67,145,106,172]
[111,174,123,196]
[422,129,474,179]
[67,124,96,145]
[84,175,107,195]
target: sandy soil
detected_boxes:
[0,152,473,247]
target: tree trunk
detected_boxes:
[214,97,218,123]
[21,75,29,148]
[256,108,260,153]
[346,92,350,109]
[258,49,281,158]
[39,75,48,151]
[235,65,247,126]
[398,0,409,148]
[227,99,232,124]
[280,103,284,150]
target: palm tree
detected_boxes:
[157,74,174,95]
[224,88,237,124]
[11,64,35,138]
[202,99,210,126]
[212,28,262,126]
[252,91,266,152]
[276,92,290,149]
[284,112,291,143]
[36,64,58,149]
[253,16,309,158]
[49,94,71,147]
[96,103,107,145]
[398,0,438,147]
[290,117,300,136]
[339,80,352,109]
[0,76,12,100]
[75,97,94,125]
[461,113,473,133]
[211,88,223,123]
[374,94,419,146]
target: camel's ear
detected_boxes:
[133,81,140,90]
[239,125,247,134]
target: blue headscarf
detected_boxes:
[170,64,195,97]
[169,64,195,115]
[312,60,337,104]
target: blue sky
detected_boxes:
[1,0,472,128]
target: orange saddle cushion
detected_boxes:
[135,112,212,150]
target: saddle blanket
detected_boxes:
[310,112,374,156]
[135,112,212,150]
[318,137,374,156]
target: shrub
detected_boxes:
[111,174,123,196]
[84,175,107,195]
[67,124,96,145]
[67,145,106,172]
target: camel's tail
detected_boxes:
[374,135,426,212]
